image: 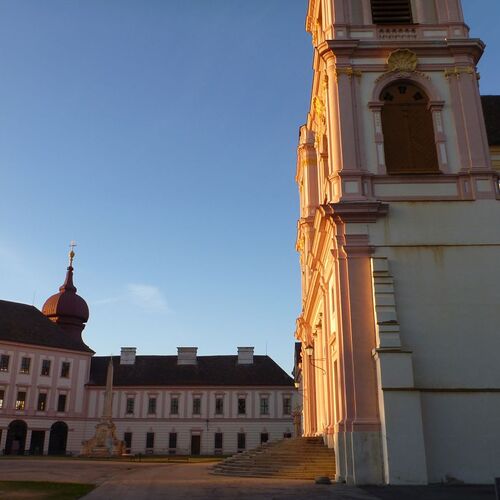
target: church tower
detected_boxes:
[42,247,89,344]
[295,0,500,485]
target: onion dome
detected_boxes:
[42,246,89,325]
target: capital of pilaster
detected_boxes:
[428,100,446,111]
[334,67,362,80]
[444,66,478,80]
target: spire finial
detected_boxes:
[69,240,77,267]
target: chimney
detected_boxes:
[177,347,198,365]
[237,346,254,365]
[120,347,136,365]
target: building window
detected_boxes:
[192,397,201,415]
[260,397,269,416]
[60,362,71,378]
[0,389,5,409]
[16,391,26,410]
[170,396,179,415]
[169,432,177,450]
[214,432,223,451]
[237,397,246,415]
[215,396,224,415]
[371,0,412,25]
[20,357,31,374]
[260,432,269,444]
[148,397,157,415]
[126,397,135,415]
[146,432,155,450]
[0,355,10,372]
[237,432,246,451]
[380,82,439,174]
[41,359,51,376]
[57,394,67,412]
[283,396,292,415]
[37,393,47,411]
[124,432,132,453]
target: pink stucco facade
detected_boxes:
[296,0,500,485]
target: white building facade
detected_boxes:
[0,262,296,456]
[83,347,296,456]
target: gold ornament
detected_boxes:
[387,49,418,73]
[313,96,326,124]
[335,67,362,79]
[444,66,476,79]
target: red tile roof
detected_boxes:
[0,300,93,353]
[88,355,294,387]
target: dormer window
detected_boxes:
[371,0,413,25]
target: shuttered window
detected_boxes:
[371,0,413,24]
[380,82,439,174]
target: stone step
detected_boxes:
[212,468,336,476]
[218,460,335,467]
[213,463,335,470]
[211,470,335,480]
[210,470,335,478]
[216,456,332,461]
[211,437,336,480]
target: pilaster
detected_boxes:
[319,41,363,178]
[446,60,491,172]
[325,202,388,484]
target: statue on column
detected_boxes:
[81,357,124,456]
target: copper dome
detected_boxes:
[42,265,89,323]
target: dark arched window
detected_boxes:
[371,0,413,25]
[380,82,439,175]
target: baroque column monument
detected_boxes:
[81,357,123,456]
[295,0,500,486]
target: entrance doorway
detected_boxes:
[123,432,132,454]
[5,420,27,455]
[29,430,45,455]
[190,434,201,455]
[48,421,68,455]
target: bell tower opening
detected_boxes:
[380,82,440,175]
[371,0,413,25]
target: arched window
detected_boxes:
[380,82,440,174]
[371,0,413,24]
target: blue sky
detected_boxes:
[0,1,498,373]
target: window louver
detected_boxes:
[371,0,413,25]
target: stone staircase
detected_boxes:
[211,437,336,480]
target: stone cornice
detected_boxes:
[319,38,485,63]
[325,201,389,224]
[317,40,360,62]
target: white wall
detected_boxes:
[421,393,500,483]
[365,199,500,483]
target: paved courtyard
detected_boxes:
[0,458,495,499]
